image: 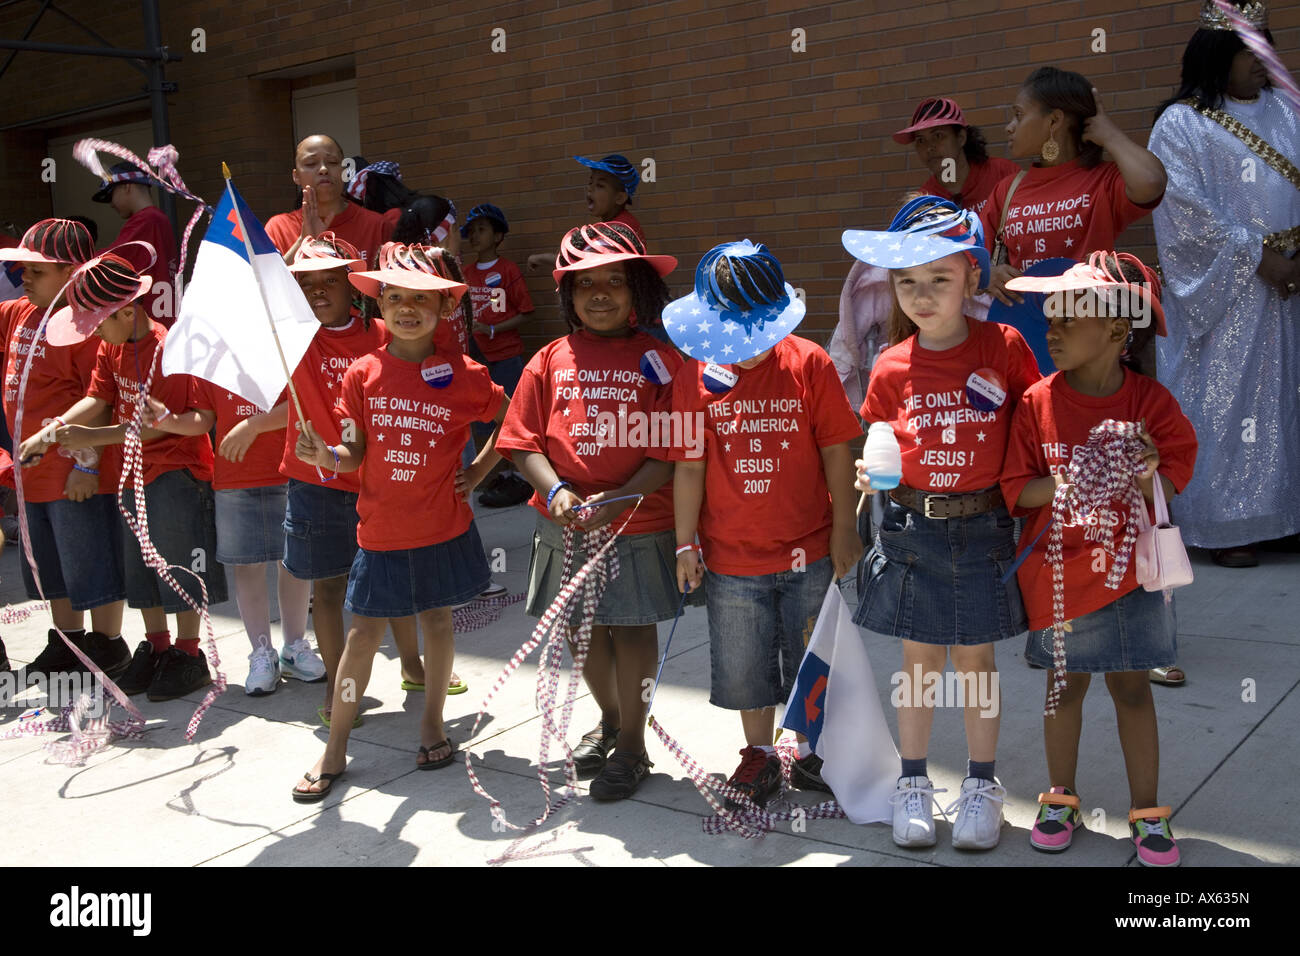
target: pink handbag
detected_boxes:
[1133,473,1193,592]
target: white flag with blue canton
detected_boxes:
[781,584,898,824]
[162,180,316,411]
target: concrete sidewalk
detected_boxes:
[0,500,1295,867]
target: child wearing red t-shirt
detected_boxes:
[145,378,323,698]
[526,154,645,274]
[1001,253,1196,867]
[290,243,505,801]
[666,240,863,808]
[23,254,228,703]
[844,198,1041,851]
[497,222,690,802]
[1,220,129,681]
[981,67,1167,304]
[460,203,536,507]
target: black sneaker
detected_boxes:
[0,637,10,674]
[117,641,162,696]
[725,746,783,809]
[790,752,833,793]
[81,631,131,679]
[589,750,653,801]
[25,628,87,684]
[147,646,212,701]
[478,473,533,508]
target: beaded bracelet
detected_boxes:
[546,480,570,508]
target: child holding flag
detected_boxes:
[1000,253,1197,866]
[21,252,228,701]
[667,240,863,806]
[291,243,505,799]
[844,197,1040,850]
[497,222,688,801]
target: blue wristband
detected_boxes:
[546,480,570,508]
[315,445,340,484]
[72,463,99,476]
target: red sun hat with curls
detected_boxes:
[0,218,96,266]
[287,232,366,273]
[349,241,467,305]
[46,252,154,347]
[551,221,676,288]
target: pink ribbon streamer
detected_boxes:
[1213,0,1300,114]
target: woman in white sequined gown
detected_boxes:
[1149,20,1300,568]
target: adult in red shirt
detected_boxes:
[0,219,129,681]
[981,67,1167,304]
[895,97,1023,217]
[264,135,392,268]
[92,162,180,327]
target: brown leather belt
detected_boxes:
[888,484,1004,519]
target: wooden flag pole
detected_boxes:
[221,162,309,426]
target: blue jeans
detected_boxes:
[705,556,832,710]
[20,494,126,610]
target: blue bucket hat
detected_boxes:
[841,196,990,289]
[661,240,806,365]
[459,202,509,238]
[575,154,639,198]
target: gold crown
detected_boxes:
[1200,1,1268,31]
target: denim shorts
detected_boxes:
[120,468,229,612]
[706,556,832,711]
[215,484,288,565]
[345,524,491,618]
[525,515,703,627]
[19,494,126,610]
[282,478,359,581]
[1025,587,1177,673]
[854,495,1027,645]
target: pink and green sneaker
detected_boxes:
[1129,806,1180,867]
[1029,787,1083,853]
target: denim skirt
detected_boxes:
[1024,586,1177,673]
[854,494,1027,645]
[345,523,491,618]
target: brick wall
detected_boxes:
[2,0,1296,353]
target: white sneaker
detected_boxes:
[890,775,945,847]
[280,637,326,683]
[946,776,1006,850]
[245,639,281,696]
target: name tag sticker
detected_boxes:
[966,367,1007,412]
[703,362,738,394]
[421,357,454,389]
[640,350,673,385]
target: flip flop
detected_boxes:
[1149,666,1186,686]
[317,706,364,728]
[416,739,457,770]
[401,677,469,694]
[291,769,345,802]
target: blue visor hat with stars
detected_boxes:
[661,239,806,366]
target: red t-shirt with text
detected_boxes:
[463,257,534,362]
[192,378,288,491]
[280,316,387,492]
[496,329,680,535]
[863,317,1040,494]
[671,335,862,576]
[612,209,644,240]
[337,349,503,551]
[265,202,392,267]
[111,207,179,327]
[0,298,114,501]
[921,156,1021,217]
[1000,370,1197,629]
[88,322,214,486]
[978,159,1160,270]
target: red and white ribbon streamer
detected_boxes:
[1044,419,1148,716]
[1213,0,1300,114]
[465,505,640,832]
[452,592,525,633]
